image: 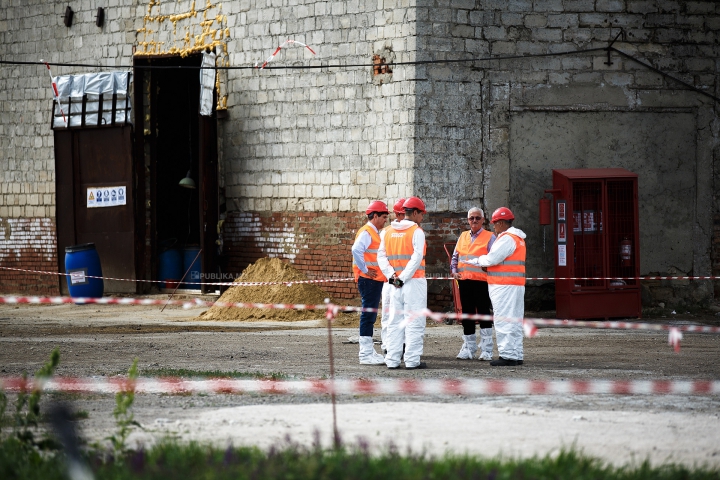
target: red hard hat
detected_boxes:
[491,207,515,223]
[365,200,389,215]
[402,196,426,213]
[393,198,406,214]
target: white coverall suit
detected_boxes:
[467,227,526,361]
[377,219,427,368]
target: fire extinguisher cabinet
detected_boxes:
[551,168,641,319]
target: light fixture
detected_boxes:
[179,170,196,189]
[95,7,104,28]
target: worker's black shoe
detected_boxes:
[517,360,524,365]
[387,365,401,370]
[405,362,427,370]
[490,357,518,366]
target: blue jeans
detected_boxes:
[358,276,384,337]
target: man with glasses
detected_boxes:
[465,207,526,366]
[451,207,496,361]
[352,200,390,365]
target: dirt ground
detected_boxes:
[1,297,720,468]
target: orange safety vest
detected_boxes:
[486,232,526,286]
[384,224,426,279]
[455,229,493,282]
[352,224,387,282]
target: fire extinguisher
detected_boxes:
[620,238,632,266]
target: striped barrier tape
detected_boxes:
[2,295,720,353]
[2,265,718,287]
[1,376,718,396]
[255,39,316,69]
[0,265,353,287]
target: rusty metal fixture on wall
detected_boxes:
[63,6,73,27]
[95,7,104,28]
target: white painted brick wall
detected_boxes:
[1,0,719,221]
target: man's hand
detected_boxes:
[366,270,378,279]
[452,272,462,280]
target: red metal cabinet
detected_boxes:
[551,169,641,319]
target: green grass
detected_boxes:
[140,368,289,380]
[1,436,718,480]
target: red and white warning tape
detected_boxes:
[1,376,718,396]
[3,265,719,287]
[0,265,353,287]
[2,295,719,353]
[255,39,316,69]
[42,60,66,125]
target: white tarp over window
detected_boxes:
[53,71,132,128]
[199,52,216,116]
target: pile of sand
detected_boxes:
[198,258,358,325]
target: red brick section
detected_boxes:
[223,211,470,311]
[0,218,60,295]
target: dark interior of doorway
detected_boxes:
[153,55,201,254]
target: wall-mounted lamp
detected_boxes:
[63,6,73,28]
[95,7,104,28]
[179,171,196,189]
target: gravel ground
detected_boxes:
[1,298,720,468]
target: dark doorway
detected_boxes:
[134,54,219,293]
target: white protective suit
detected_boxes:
[377,219,427,368]
[380,282,391,352]
[468,226,526,361]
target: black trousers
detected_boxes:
[457,279,493,335]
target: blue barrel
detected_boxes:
[65,243,104,299]
[182,247,201,289]
[158,248,182,289]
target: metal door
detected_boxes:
[54,126,136,293]
[199,115,219,293]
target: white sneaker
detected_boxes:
[456,343,473,360]
[478,351,492,361]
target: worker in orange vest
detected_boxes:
[466,207,526,366]
[352,200,389,365]
[450,207,496,361]
[377,196,428,370]
[379,198,406,355]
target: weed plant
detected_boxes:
[107,358,141,455]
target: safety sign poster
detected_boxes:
[87,186,127,208]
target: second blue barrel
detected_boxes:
[65,243,104,299]
[183,246,201,289]
[158,248,182,289]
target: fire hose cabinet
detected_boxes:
[549,168,641,319]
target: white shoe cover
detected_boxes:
[359,336,386,365]
[478,328,493,360]
[456,342,472,359]
[464,333,477,358]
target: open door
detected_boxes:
[133,54,219,293]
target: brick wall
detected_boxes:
[223,210,469,310]
[0,218,59,294]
